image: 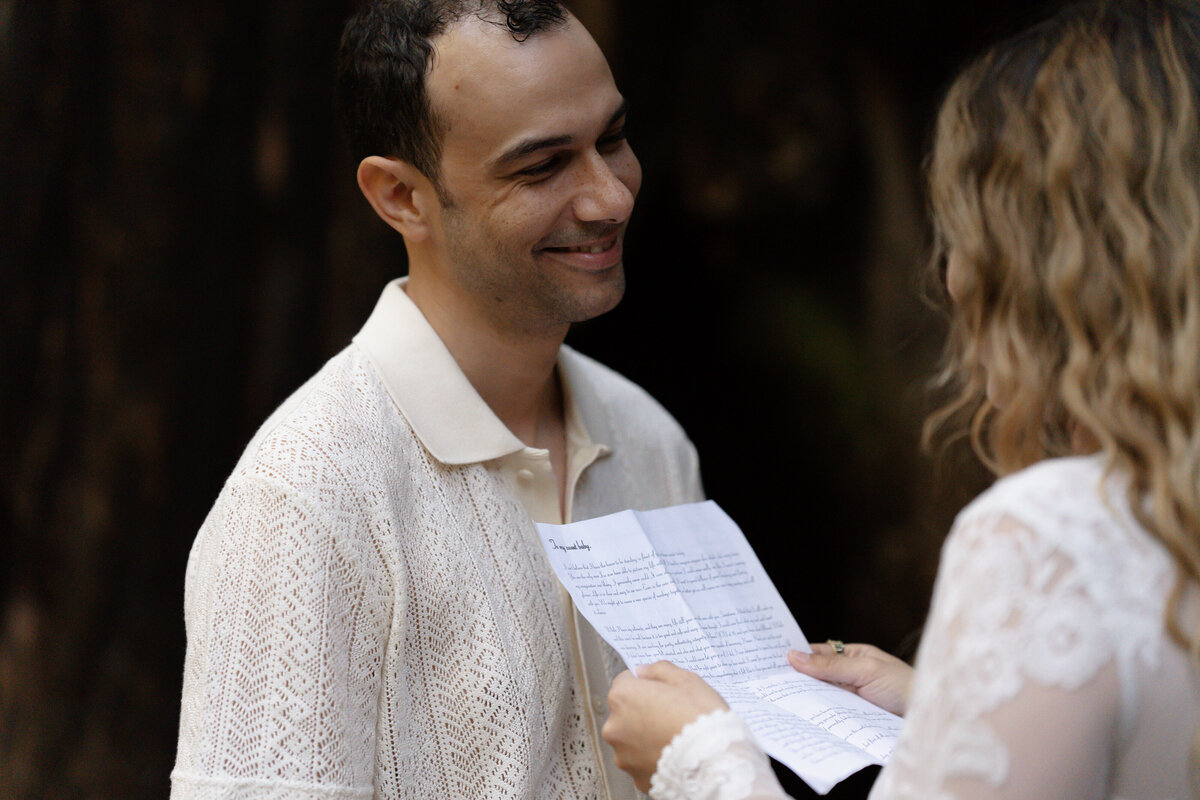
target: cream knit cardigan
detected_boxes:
[171,339,703,799]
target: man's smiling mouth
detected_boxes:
[546,243,611,254]
[537,234,624,271]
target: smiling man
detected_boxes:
[169,2,702,799]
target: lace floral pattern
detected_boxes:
[652,456,1197,800]
[651,710,765,800]
[874,457,1171,798]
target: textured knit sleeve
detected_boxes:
[171,474,392,800]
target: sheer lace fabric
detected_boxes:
[652,457,1200,800]
[650,710,780,800]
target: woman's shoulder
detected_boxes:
[957,455,1127,538]
[946,456,1171,606]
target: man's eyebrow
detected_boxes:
[493,99,630,168]
[494,133,574,168]
[604,99,630,131]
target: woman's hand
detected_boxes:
[602,661,730,791]
[788,642,913,716]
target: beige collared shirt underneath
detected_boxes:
[372,284,634,797]
[496,392,633,800]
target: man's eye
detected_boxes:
[598,127,628,150]
[517,155,564,178]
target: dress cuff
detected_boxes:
[649,709,767,800]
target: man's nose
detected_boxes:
[572,152,637,223]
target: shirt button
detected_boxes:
[592,695,606,715]
[516,468,535,482]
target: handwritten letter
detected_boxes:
[537,501,902,795]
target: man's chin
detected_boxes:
[561,268,626,324]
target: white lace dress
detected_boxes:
[651,456,1200,800]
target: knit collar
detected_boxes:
[352,278,609,467]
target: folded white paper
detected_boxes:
[537,500,901,795]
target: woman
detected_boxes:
[601,1,1200,798]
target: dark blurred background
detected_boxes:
[1,1,1063,797]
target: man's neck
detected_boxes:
[404,274,566,447]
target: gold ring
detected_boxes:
[826,639,845,655]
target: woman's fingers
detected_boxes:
[634,660,691,683]
[788,643,913,716]
[789,646,877,686]
[805,641,875,659]
[603,661,731,792]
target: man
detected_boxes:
[170,1,702,798]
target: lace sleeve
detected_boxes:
[172,475,389,799]
[650,460,1171,800]
[868,508,1127,800]
[650,710,792,800]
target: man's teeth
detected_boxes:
[558,244,607,254]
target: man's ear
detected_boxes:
[356,156,439,241]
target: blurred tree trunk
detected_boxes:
[0,1,354,796]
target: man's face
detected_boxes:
[423,14,641,333]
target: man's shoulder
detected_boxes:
[230,344,415,483]
[562,346,705,505]
[560,345,692,446]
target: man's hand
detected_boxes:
[602,661,730,791]
[788,642,913,716]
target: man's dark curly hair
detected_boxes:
[337,0,570,195]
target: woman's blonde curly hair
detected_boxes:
[925,0,1200,788]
